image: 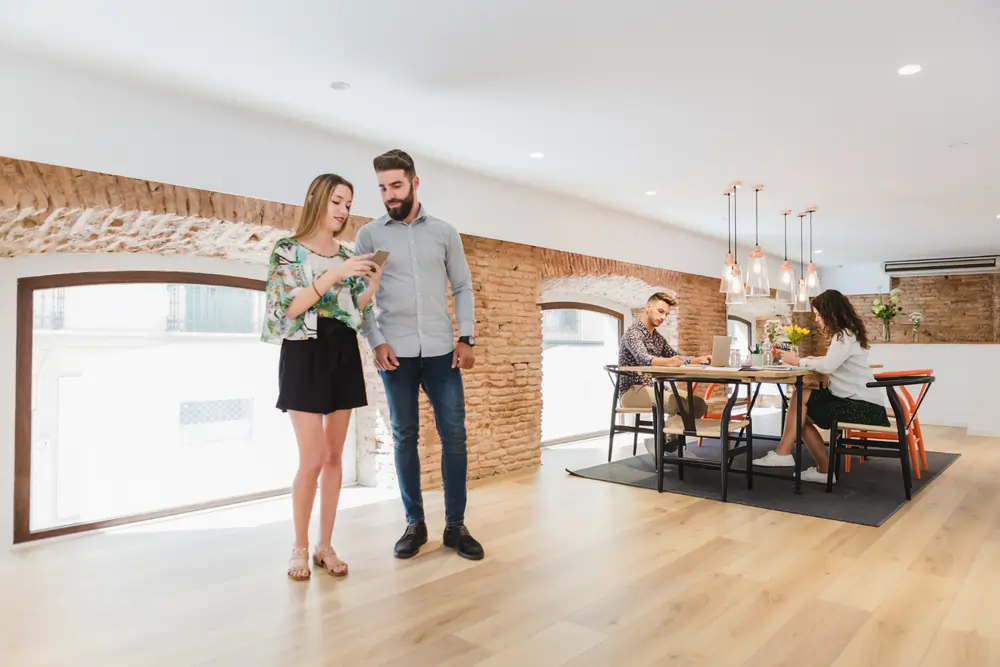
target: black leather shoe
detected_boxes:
[442,524,484,561]
[393,522,428,559]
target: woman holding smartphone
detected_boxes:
[262,173,381,580]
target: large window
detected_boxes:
[14,272,358,543]
[541,303,623,444]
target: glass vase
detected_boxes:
[882,319,892,343]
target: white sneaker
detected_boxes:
[753,451,795,467]
[800,466,835,484]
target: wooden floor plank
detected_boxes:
[0,425,994,667]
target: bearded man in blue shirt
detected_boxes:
[354,149,483,561]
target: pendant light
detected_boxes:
[792,211,811,313]
[777,209,796,304]
[746,184,771,298]
[719,189,735,293]
[726,182,746,305]
[805,206,821,297]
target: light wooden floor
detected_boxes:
[3,425,1000,667]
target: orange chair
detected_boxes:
[693,382,752,447]
[844,369,932,479]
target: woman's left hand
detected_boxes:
[780,350,800,365]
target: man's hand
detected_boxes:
[651,355,685,368]
[373,343,399,371]
[690,355,712,365]
[453,342,475,370]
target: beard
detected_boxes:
[384,185,416,221]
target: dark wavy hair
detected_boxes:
[810,289,871,349]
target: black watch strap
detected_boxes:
[459,335,475,347]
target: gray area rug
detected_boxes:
[567,437,959,526]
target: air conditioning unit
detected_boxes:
[883,255,1000,277]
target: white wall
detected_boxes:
[0,48,763,280]
[868,343,1000,436]
[821,263,889,295]
[0,253,267,551]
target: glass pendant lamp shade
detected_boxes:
[792,212,811,312]
[805,207,821,297]
[719,252,735,293]
[719,189,735,293]
[746,245,770,297]
[777,259,796,304]
[746,185,771,298]
[723,183,746,303]
[806,262,821,296]
[792,278,811,312]
[726,262,747,305]
[775,209,795,304]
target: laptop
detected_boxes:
[710,335,732,367]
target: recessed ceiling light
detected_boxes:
[330,81,351,91]
[646,190,657,196]
[529,152,544,159]
[814,249,823,254]
[897,64,922,76]
[996,214,1000,219]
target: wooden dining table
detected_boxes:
[620,364,817,494]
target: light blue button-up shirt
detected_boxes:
[353,207,475,358]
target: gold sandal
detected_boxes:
[287,546,311,581]
[313,546,348,577]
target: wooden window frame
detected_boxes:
[13,270,287,545]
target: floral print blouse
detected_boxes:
[261,237,373,343]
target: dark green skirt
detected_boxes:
[806,388,891,430]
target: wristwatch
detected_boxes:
[458,336,475,347]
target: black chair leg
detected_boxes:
[633,413,640,456]
[899,427,913,501]
[745,421,754,490]
[826,421,838,493]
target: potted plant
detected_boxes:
[871,288,904,342]
[909,311,923,342]
[783,324,810,357]
[764,320,782,364]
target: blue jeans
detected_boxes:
[379,352,468,527]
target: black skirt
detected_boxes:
[806,387,890,430]
[276,317,368,414]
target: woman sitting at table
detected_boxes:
[753,289,890,483]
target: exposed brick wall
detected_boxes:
[539,249,726,355]
[415,237,544,485]
[848,275,999,344]
[2,156,727,490]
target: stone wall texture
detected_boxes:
[2,157,726,489]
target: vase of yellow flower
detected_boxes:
[783,324,810,358]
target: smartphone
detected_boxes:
[371,250,390,266]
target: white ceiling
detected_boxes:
[1,0,998,265]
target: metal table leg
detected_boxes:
[655,379,665,493]
[794,376,803,495]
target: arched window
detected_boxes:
[727,315,754,352]
[540,302,624,445]
[14,271,355,543]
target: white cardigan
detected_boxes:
[799,332,886,407]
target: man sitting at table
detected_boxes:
[618,292,712,429]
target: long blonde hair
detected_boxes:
[292,173,354,240]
